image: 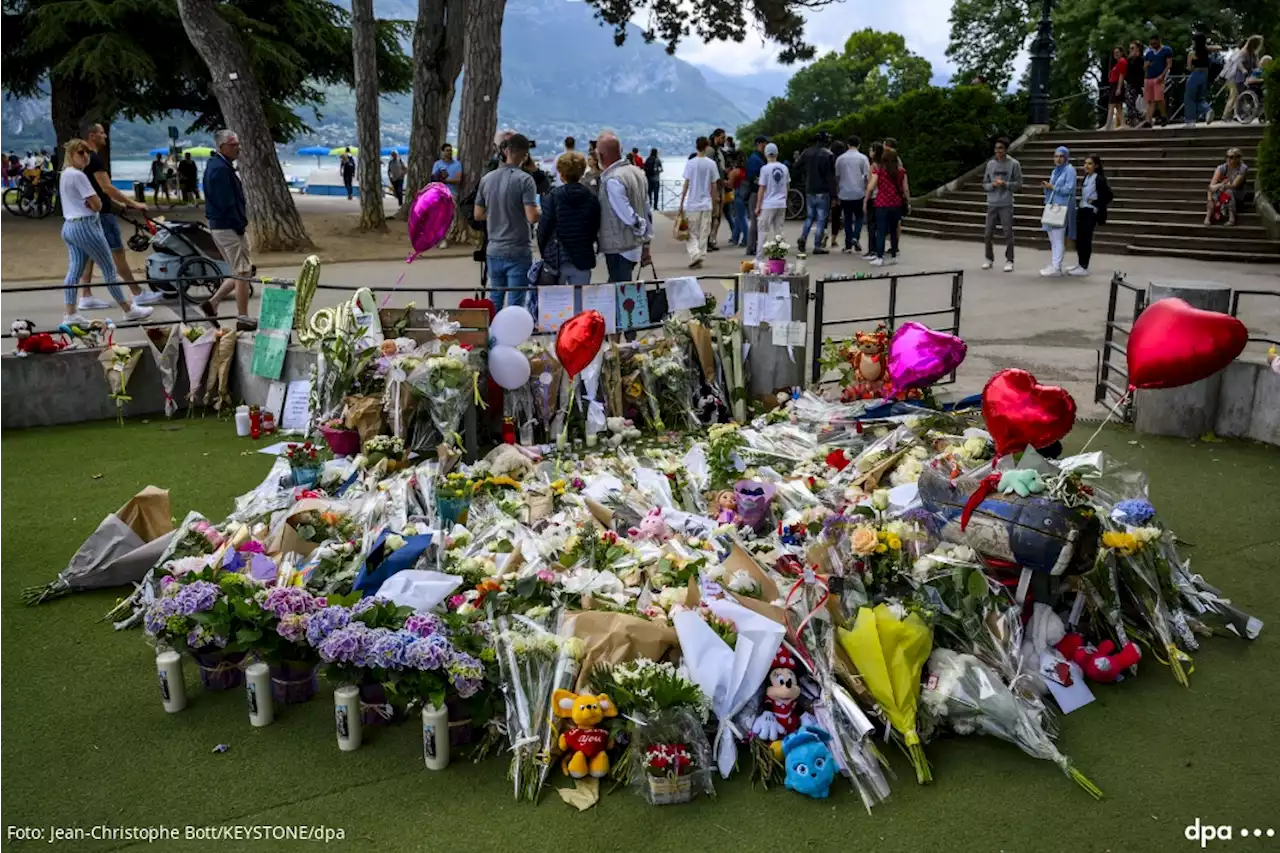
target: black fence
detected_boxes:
[809,269,964,385]
[1231,289,1280,347]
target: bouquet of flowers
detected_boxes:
[293,509,362,545]
[299,539,364,594]
[145,326,182,418]
[408,346,479,449]
[179,325,218,414]
[98,344,142,425]
[761,234,789,261]
[637,347,698,433]
[362,435,407,471]
[371,613,486,713]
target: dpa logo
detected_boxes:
[1186,820,1235,847]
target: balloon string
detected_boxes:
[1078,389,1131,455]
[381,272,407,309]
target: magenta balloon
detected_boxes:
[885,321,968,396]
[407,183,455,262]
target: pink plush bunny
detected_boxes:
[627,507,672,543]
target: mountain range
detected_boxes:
[2,0,777,156]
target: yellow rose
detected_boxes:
[851,526,879,555]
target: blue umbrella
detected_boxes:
[380,145,409,156]
[147,146,170,156]
[296,145,331,156]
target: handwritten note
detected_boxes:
[582,284,617,334]
[771,320,807,347]
[742,292,764,327]
[718,290,736,318]
[764,279,792,324]
[616,282,650,330]
[280,379,313,432]
[537,286,575,332]
[664,276,706,311]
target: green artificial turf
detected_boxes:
[2,419,1278,853]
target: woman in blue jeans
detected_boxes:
[863,147,909,267]
[538,151,601,310]
[1184,32,1218,125]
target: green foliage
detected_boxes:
[769,85,1028,195]
[739,29,933,139]
[947,0,1034,91]
[1258,63,1279,199]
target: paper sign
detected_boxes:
[537,286,575,332]
[616,282,650,330]
[1039,652,1095,714]
[264,380,287,422]
[257,441,295,456]
[251,285,297,380]
[764,279,792,324]
[582,284,617,334]
[771,321,806,347]
[281,379,312,432]
[665,276,706,311]
[742,292,764,327]
[718,291,736,318]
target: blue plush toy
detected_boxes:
[782,726,836,799]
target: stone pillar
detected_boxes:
[741,273,809,408]
[1133,280,1233,439]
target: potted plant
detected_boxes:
[435,471,478,527]
[361,435,407,471]
[243,587,330,704]
[761,234,790,274]
[284,441,333,487]
[318,417,361,457]
[308,595,416,726]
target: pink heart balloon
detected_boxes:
[407,182,455,262]
[885,321,967,396]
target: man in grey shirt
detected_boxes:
[982,137,1022,272]
[475,133,540,308]
[835,135,870,253]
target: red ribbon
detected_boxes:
[960,472,1001,532]
[783,569,829,672]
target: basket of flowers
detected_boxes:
[319,418,361,457]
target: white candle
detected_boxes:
[421,703,450,770]
[234,406,251,437]
[334,685,362,751]
[156,651,187,713]
[245,662,273,727]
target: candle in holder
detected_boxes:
[421,703,450,770]
[156,651,187,713]
[245,662,273,727]
[334,685,362,751]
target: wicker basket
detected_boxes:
[646,773,694,805]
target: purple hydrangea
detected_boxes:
[306,605,351,646]
[1114,499,1156,525]
[403,613,445,638]
[186,625,228,650]
[317,622,373,665]
[404,635,452,671]
[447,650,485,698]
[264,587,322,619]
[173,581,219,616]
[369,629,419,670]
[277,613,309,644]
[350,596,387,617]
[144,596,179,636]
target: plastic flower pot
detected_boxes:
[319,425,361,457]
[291,464,323,487]
[766,258,786,274]
[446,695,474,748]
[436,493,472,527]
[269,660,319,705]
[192,648,246,691]
[359,681,399,726]
[734,479,777,533]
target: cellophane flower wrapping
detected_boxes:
[628,707,714,805]
[145,327,182,418]
[408,345,478,449]
[922,647,1102,798]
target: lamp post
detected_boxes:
[1027,0,1055,126]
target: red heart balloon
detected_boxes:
[555,310,606,378]
[982,368,1077,457]
[1127,298,1248,390]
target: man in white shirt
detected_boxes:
[754,143,790,261]
[835,135,870,254]
[678,136,720,268]
[596,133,651,282]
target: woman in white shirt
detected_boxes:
[58,139,152,325]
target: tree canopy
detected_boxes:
[584,0,837,63]
[738,29,932,139]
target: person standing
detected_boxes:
[1069,154,1111,276]
[596,133,651,282]
[679,136,720,269]
[630,147,644,168]
[727,154,747,246]
[744,135,767,256]
[864,146,908,266]
[583,151,603,197]
[387,150,407,206]
[1141,34,1173,127]
[835,135,869,254]
[1184,32,1217,125]
[1040,145,1076,277]
[1224,35,1264,120]
[539,150,601,291]
[56,139,153,327]
[554,137,576,187]
[644,147,662,211]
[149,153,171,205]
[75,122,160,311]
[1123,41,1145,126]
[1105,47,1128,130]
[178,152,200,203]
[797,132,836,254]
[707,128,728,252]
[340,148,356,199]
[981,137,1022,272]
[199,130,257,330]
[431,143,463,197]
[754,143,789,261]
[827,139,847,249]
[474,133,539,308]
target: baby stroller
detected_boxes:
[128,217,253,305]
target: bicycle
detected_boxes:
[2,173,58,218]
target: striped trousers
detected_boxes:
[62,215,123,305]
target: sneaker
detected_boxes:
[1039,266,1063,277]
[869,257,885,267]
[1003,261,1014,273]
[1068,266,1090,277]
[1205,108,1215,124]
[981,260,993,270]
[853,240,862,254]
[885,256,897,266]
[814,247,829,255]
[797,238,806,253]
[132,289,164,306]
[236,315,259,331]
[708,244,720,252]
[689,258,704,269]
[861,252,876,261]
[77,295,111,310]
[123,304,153,322]
[61,312,91,328]
[841,246,853,254]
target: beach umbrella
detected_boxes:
[380,145,409,156]
[328,146,358,156]
[148,146,170,156]
[184,146,214,158]
[297,145,330,156]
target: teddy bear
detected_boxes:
[628,507,672,543]
[11,318,67,356]
[483,443,536,480]
[551,689,618,778]
[1056,633,1141,683]
[843,324,888,401]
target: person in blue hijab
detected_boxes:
[1040,145,1076,276]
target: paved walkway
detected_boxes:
[4,219,1276,416]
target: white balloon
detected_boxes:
[489,345,531,390]
[491,306,534,347]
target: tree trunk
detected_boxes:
[352,0,386,231]
[50,75,100,171]
[397,0,465,219]
[175,0,314,252]
[448,0,505,244]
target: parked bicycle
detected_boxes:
[2,171,58,218]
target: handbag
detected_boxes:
[1041,203,1068,229]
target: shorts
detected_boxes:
[1107,83,1125,105]
[1143,77,1165,103]
[99,212,124,251]
[211,228,252,274]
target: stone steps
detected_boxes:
[915,205,1268,238]
[925,197,1247,224]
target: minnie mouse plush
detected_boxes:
[11,318,66,356]
[751,648,812,743]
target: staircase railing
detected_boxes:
[1095,271,1146,419]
